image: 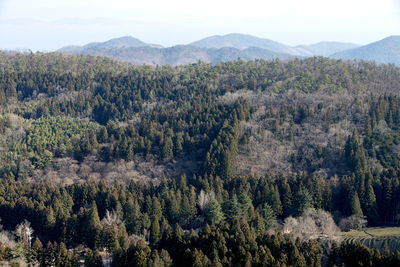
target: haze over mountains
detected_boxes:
[331,36,400,66]
[189,33,359,57]
[58,34,400,66]
[60,36,163,53]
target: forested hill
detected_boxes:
[0,51,400,265]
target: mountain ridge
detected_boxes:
[331,35,400,65]
[57,34,400,66]
[189,33,304,56]
[73,45,296,66]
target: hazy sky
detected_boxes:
[0,0,399,51]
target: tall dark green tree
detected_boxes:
[204,199,224,225]
[344,129,367,173]
[293,187,313,216]
[85,201,102,249]
[349,192,363,217]
[364,178,379,224]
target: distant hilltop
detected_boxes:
[58,34,400,66]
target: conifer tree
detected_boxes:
[271,185,283,216]
[350,192,363,217]
[162,136,174,160]
[293,187,313,216]
[204,199,224,225]
[261,204,276,230]
[364,178,379,224]
[225,195,241,221]
[150,217,160,243]
[85,201,102,249]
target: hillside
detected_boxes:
[1,52,400,187]
[331,36,400,65]
[0,52,400,265]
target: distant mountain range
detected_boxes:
[64,45,295,66]
[190,34,359,57]
[331,36,400,66]
[189,33,304,55]
[58,34,400,66]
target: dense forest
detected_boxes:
[0,51,399,266]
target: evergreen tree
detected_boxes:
[31,237,43,263]
[238,193,253,218]
[85,201,102,249]
[225,195,241,221]
[204,199,224,225]
[150,217,160,243]
[350,192,363,217]
[271,185,283,216]
[101,223,120,253]
[364,178,379,224]
[161,136,174,160]
[281,178,293,217]
[344,130,367,172]
[261,204,276,230]
[293,187,313,216]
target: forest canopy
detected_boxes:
[0,52,399,266]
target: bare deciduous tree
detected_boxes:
[283,208,341,241]
[101,209,121,226]
[197,190,215,212]
[0,231,16,248]
[338,215,367,231]
[14,220,34,248]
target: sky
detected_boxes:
[0,0,399,51]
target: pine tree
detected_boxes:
[293,187,313,216]
[344,129,367,172]
[204,199,224,225]
[271,185,283,216]
[350,192,363,217]
[383,178,392,223]
[261,204,276,230]
[161,136,174,160]
[225,195,241,221]
[85,201,102,249]
[174,134,184,155]
[281,177,293,217]
[124,198,142,234]
[32,237,43,263]
[238,193,253,218]
[150,217,160,243]
[364,178,379,224]
[101,223,120,253]
[99,126,108,143]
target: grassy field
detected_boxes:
[342,227,400,252]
